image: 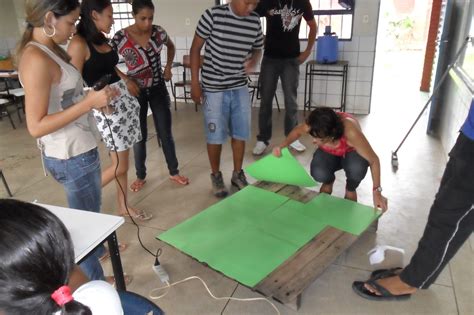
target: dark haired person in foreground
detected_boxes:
[352,100,474,301]
[0,199,164,314]
[273,107,388,211]
[0,199,123,314]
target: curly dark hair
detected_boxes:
[306,107,344,140]
[76,0,111,45]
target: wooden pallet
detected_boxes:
[252,181,374,310]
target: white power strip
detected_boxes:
[152,263,169,284]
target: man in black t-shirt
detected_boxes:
[253,0,317,155]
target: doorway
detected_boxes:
[371,0,433,116]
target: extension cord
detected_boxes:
[152,258,169,284]
[148,276,281,315]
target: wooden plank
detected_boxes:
[255,181,318,203]
[275,233,357,304]
[254,181,285,192]
[278,185,318,203]
[256,227,344,292]
[255,227,357,306]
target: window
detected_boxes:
[454,15,474,91]
[462,40,474,81]
[110,0,133,37]
[308,0,354,40]
[216,0,354,40]
[460,21,474,81]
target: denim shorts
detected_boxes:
[203,86,251,144]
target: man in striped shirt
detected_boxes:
[191,0,263,198]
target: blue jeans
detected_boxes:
[203,86,251,144]
[310,149,369,191]
[135,82,179,178]
[118,291,164,315]
[257,56,300,144]
[43,148,105,281]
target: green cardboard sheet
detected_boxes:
[257,199,327,247]
[158,186,289,256]
[302,193,381,235]
[208,226,299,287]
[158,186,327,287]
[158,187,379,287]
[245,148,317,187]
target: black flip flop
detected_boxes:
[370,267,403,280]
[352,279,411,301]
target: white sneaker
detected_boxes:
[289,140,306,152]
[253,141,268,155]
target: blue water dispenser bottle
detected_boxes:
[316,26,339,64]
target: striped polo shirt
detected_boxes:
[196,4,264,91]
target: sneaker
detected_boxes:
[210,171,228,198]
[231,170,248,190]
[289,140,306,152]
[253,141,268,155]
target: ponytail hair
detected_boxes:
[0,199,91,315]
[15,0,80,64]
[76,0,111,45]
[15,22,35,66]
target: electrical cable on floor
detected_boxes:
[148,276,281,315]
[100,90,161,261]
[100,84,278,315]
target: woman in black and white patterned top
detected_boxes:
[69,0,152,221]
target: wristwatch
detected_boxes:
[373,186,383,193]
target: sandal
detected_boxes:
[99,243,128,262]
[120,210,153,222]
[106,274,133,288]
[370,267,403,280]
[130,179,146,192]
[169,174,189,185]
[352,279,411,301]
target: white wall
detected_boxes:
[439,70,472,156]
[275,0,381,114]
[167,0,381,114]
[0,0,21,57]
[153,0,214,37]
[3,0,380,114]
[12,0,26,36]
[436,0,473,156]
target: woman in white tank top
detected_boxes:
[16,0,115,281]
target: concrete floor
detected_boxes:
[1,101,472,314]
[0,51,473,314]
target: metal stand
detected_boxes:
[304,60,349,113]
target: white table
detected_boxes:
[0,71,18,79]
[39,203,127,290]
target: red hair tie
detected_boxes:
[51,285,74,306]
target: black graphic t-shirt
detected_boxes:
[256,0,314,58]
